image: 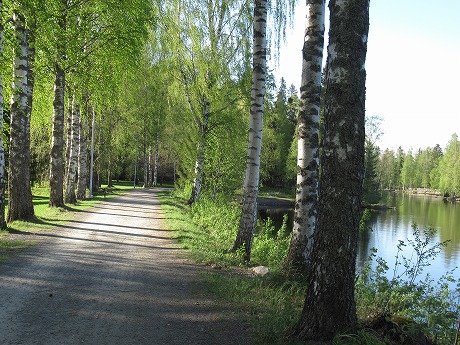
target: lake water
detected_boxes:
[259,192,460,285]
[357,192,460,284]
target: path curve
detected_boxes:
[0,189,251,345]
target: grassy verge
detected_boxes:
[0,240,36,263]
[259,186,295,200]
[158,189,307,345]
[159,189,460,345]
[0,182,133,263]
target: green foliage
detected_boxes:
[251,214,291,270]
[377,134,460,196]
[359,209,373,233]
[437,134,460,195]
[355,224,460,345]
[363,138,381,204]
[260,79,296,188]
[161,190,460,344]
[333,330,386,345]
[377,149,399,190]
[363,116,382,203]
[204,272,306,345]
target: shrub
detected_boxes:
[355,224,460,344]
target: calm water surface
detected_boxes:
[260,192,460,283]
[357,193,460,283]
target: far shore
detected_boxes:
[384,188,459,202]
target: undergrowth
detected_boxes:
[355,224,460,345]
[159,190,305,344]
[160,189,460,345]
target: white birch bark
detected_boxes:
[8,12,34,221]
[0,0,6,228]
[49,62,65,207]
[89,107,95,198]
[49,7,68,207]
[25,19,35,196]
[65,96,72,180]
[143,122,148,188]
[295,0,370,340]
[187,97,210,204]
[65,98,80,204]
[134,147,138,188]
[64,94,73,189]
[153,131,160,187]
[285,0,325,274]
[233,0,268,261]
[77,112,88,200]
[148,145,153,187]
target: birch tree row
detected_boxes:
[0,0,153,226]
[2,0,374,340]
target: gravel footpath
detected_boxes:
[0,189,252,345]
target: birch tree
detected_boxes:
[76,99,88,199]
[153,131,160,187]
[285,0,325,274]
[48,0,67,207]
[163,0,252,204]
[64,94,80,203]
[294,0,370,340]
[49,0,152,206]
[8,10,34,221]
[232,0,268,261]
[49,59,66,207]
[0,0,6,228]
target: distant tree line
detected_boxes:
[371,133,460,197]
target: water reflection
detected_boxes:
[258,193,460,283]
[358,193,460,282]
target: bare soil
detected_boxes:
[0,189,252,345]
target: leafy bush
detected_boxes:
[355,224,460,345]
[178,194,292,271]
[161,191,460,344]
[251,214,291,271]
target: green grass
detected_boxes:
[0,239,36,263]
[259,186,295,199]
[159,189,459,345]
[0,183,132,261]
[159,190,308,345]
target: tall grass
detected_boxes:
[159,190,307,344]
[160,189,460,345]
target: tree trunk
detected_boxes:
[187,97,210,204]
[143,122,148,188]
[107,169,112,187]
[294,0,370,341]
[134,147,138,188]
[0,0,6,229]
[65,96,72,177]
[88,107,95,198]
[148,145,153,187]
[65,97,79,204]
[153,131,160,187]
[232,0,268,262]
[49,62,66,208]
[285,0,325,275]
[25,17,35,193]
[8,12,34,222]
[76,108,88,200]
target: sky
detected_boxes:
[274,0,460,152]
